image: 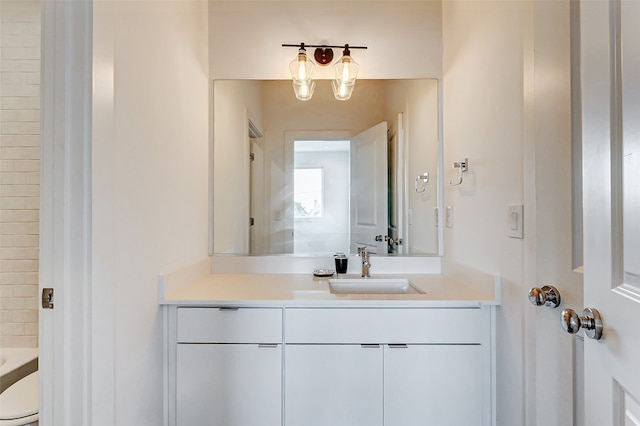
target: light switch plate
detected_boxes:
[508,204,524,238]
[446,206,453,228]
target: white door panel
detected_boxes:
[350,122,388,254]
[581,1,640,424]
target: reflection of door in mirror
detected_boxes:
[388,113,405,255]
[249,129,265,254]
[350,122,389,255]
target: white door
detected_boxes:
[581,1,640,424]
[40,1,93,424]
[350,122,388,254]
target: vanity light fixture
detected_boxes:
[283,43,367,101]
[332,45,360,101]
[288,43,316,101]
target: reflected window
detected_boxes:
[294,167,324,218]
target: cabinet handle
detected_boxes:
[388,344,408,349]
[360,344,380,348]
[218,307,239,311]
[258,344,279,348]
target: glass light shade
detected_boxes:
[331,79,355,101]
[333,55,359,85]
[292,80,316,101]
[289,52,315,82]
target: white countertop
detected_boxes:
[159,268,501,308]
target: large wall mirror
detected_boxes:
[212,79,441,256]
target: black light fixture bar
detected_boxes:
[282,43,368,50]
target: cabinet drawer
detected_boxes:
[285,308,483,344]
[177,307,282,343]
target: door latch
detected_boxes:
[42,288,54,309]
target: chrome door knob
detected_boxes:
[528,285,561,308]
[560,308,603,340]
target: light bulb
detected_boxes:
[340,57,352,82]
[289,49,315,83]
[297,55,308,80]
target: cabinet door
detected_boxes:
[177,343,282,426]
[285,344,383,426]
[384,344,484,426]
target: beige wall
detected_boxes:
[0,0,40,349]
[212,80,263,253]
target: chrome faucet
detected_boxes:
[358,246,374,277]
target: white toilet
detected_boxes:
[0,371,39,426]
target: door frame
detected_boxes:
[40,0,94,423]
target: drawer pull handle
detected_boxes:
[258,344,279,348]
[388,344,408,349]
[218,307,240,311]
[361,344,380,348]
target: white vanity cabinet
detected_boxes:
[166,305,494,426]
[284,308,491,426]
[174,307,283,426]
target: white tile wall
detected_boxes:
[0,0,41,348]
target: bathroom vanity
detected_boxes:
[160,267,500,426]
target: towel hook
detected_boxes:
[415,172,429,193]
[449,158,468,186]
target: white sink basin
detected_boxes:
[328,278,420,294]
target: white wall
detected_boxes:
[442,1,529,424]
[0,0,40,349]
[209,1,442,80]
[92,1,210,423]
[443,1,580,424]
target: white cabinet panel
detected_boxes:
[285,308,483,344]
[285,344,384,426]
[177,343,282,425]
[384,344,484,426]
[177,307,282,343]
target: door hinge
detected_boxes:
[42,288,54,309]
[249,153,255,161]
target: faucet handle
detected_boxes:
[356,243,377,256]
